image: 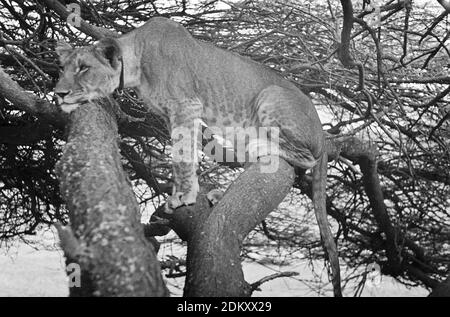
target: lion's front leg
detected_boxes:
[167,161,200,211]
[165,99,203,212]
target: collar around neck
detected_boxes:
[118,57,124,90]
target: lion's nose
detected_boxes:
[55,90,71,99]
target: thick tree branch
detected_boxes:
[332,137,402,274]
[55,100,168,296]
[0,65,64,126]
[168,158,296,297]
[358,153,403,275]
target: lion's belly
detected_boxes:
[201,94,253,129]
[203,108,250,128]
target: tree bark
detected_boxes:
[55,100,168,296]
[172,157,295,297]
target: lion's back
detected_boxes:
[140,17,294,97]
[137,18,312,128]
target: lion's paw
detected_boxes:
[165,191,196,213]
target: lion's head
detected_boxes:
[55,38,123,112]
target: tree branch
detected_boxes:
[41,0,119,39]
[250,271,299,293]
[338,0,364,90]
[0,65,64,126]
[171,158,296,297]
[55,100,168,296]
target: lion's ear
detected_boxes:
[95,38,122,70]
[56,41,73,62]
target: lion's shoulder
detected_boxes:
[145,17,182,29]
[138,17,192,39]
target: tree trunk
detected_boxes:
[175,157,295,297]
[55,100,168,296]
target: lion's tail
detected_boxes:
[312,150,342,297]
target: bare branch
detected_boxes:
[251,271,299,292]
[338,0,364,90]
[41,0,118,39]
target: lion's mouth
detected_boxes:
[59,101,89,114]
[60,100,88,105]
[60,104,79,114]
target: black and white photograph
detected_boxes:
[0,0,449,300]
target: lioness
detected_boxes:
[55,17,341,296]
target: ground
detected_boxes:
[0,230,428,297]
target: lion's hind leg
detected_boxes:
[252,85,342,296]
[251,85,323,169]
